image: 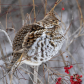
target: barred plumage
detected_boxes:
[7,12,64,72]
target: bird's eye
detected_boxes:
[53,20,55,21]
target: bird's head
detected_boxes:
[44,12,59,24]
[36,12,60,28]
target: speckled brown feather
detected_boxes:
[13,25,45,50]
[6,25,45,72]
[11,25,45,64]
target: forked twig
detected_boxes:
[67,50,84,75]
[20,66,43,84]
[50,0,62,13]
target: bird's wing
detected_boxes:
[12,24,45,64]
[22,27,46,49]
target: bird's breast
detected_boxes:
[27,30,64,63]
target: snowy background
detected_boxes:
[0,0,84,84]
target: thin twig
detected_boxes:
[60,50,71,77]
[59,50,66,66]
[67,50,84,75]
[76,0,84,35]
[18,0,25,26]
[69,24,84,38]
[50,0,62,12]
[45,0,47,16]
[43,64,46,84]
[10,70,13,84]
[33,0,36,22]
[0,44,4,59]
[0,43,9,73]
[6,12,8,31]
[33,66,39,84]
[0,0,1,13]
[66,30,84,50]
[25,13,31,25]
[0,29,12,47]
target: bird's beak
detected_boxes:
[59,19,61,22]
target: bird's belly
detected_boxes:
[27,32,64,63]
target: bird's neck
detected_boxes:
[34,21,54,29]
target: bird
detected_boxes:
[6,11,64,72]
